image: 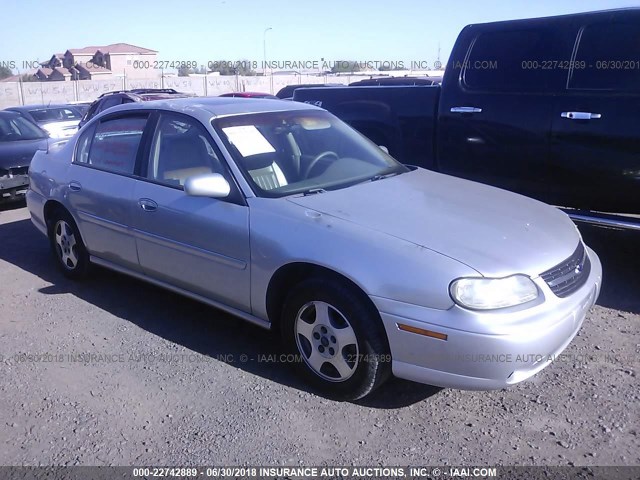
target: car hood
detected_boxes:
[0,138,49,169]
[286,168,580,277]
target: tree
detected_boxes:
[178,65,209,76]
[330,60,361,74]
[20,73,39,82]
[378,64,405,72]
[0,65,12,80]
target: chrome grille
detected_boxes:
[540,242,590,298]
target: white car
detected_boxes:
[5,105,82,139]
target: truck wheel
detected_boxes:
[48,209,90,279]
[281,277,391,400]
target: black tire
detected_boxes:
[48,208,90,279]
[281,277,391,401]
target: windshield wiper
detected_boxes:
[370,172,400,182]
[302,188,326,196]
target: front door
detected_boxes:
[131,112,251,310]
[437,23,574,203]
[550,20,640,214]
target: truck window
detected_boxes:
[569,23,640,91]
[462,29,566,93]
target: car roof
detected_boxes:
[470,7,640,28]
[6,104,79,111]
[0,110,22,118]
[93,96,322,123]
[137,92,191,100]
[97,88,186,99]
[220,92,274,97]
[276,83,343,98]
[349,77,436,86]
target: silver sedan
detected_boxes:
[26,98,602,400]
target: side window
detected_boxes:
[147,113,224,187]
[569,23,640,91]
[463,28,567,93]
[74,124,96,164]
[82,102,100,123]
[86,116,146,175]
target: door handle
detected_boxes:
[561,111,602,120]
[138,198,158,212]
[69,181,82,192]
[450,106,482,113]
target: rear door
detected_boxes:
[550,17,640,214]
[67,113,150,271]
[131,112,251,310]
[437,21,574,202]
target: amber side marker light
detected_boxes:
[397,323,448,341]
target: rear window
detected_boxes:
[462,28,567,93]
[99,96,123,112]
[29,107,82,123]
[569,22,640,91]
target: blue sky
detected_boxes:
[2,0,636,70]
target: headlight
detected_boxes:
[450,275,538,310]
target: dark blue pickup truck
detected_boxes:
[294,8,640,230]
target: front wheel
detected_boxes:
[281,278,391,400]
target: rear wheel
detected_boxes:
[281,278,391,400]
[48,209,90,279]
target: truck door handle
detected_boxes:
[450,106,482,113]
[138,198,158,212]
[69,181,82,192]
[561,111,602,120]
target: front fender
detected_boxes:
[248,198,478,320]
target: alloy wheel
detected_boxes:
[54,220,79,270]
[295,301,359,382]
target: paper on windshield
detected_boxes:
[222,125,275,157]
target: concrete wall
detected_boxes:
[0,74,354,108]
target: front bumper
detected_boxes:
[372,246,602,390]
[0,174,29,200]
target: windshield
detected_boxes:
[213,110,407,197]
[0,114,48,141]
[29,107,82,123]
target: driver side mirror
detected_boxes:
[184,173,230,198]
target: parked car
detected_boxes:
[348,76,439,86]
[27,97,601,400]
[294,8,640,231]
[78,89,191,128]
[67,101,93,116]
[219,92,279,99]
[0,111,49,201]
[5,104,84,139]
[275,83,343,100]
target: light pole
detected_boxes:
[263,27,272,75]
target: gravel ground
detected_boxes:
[0,202,638,467]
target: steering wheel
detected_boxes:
[303,151,338,178]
